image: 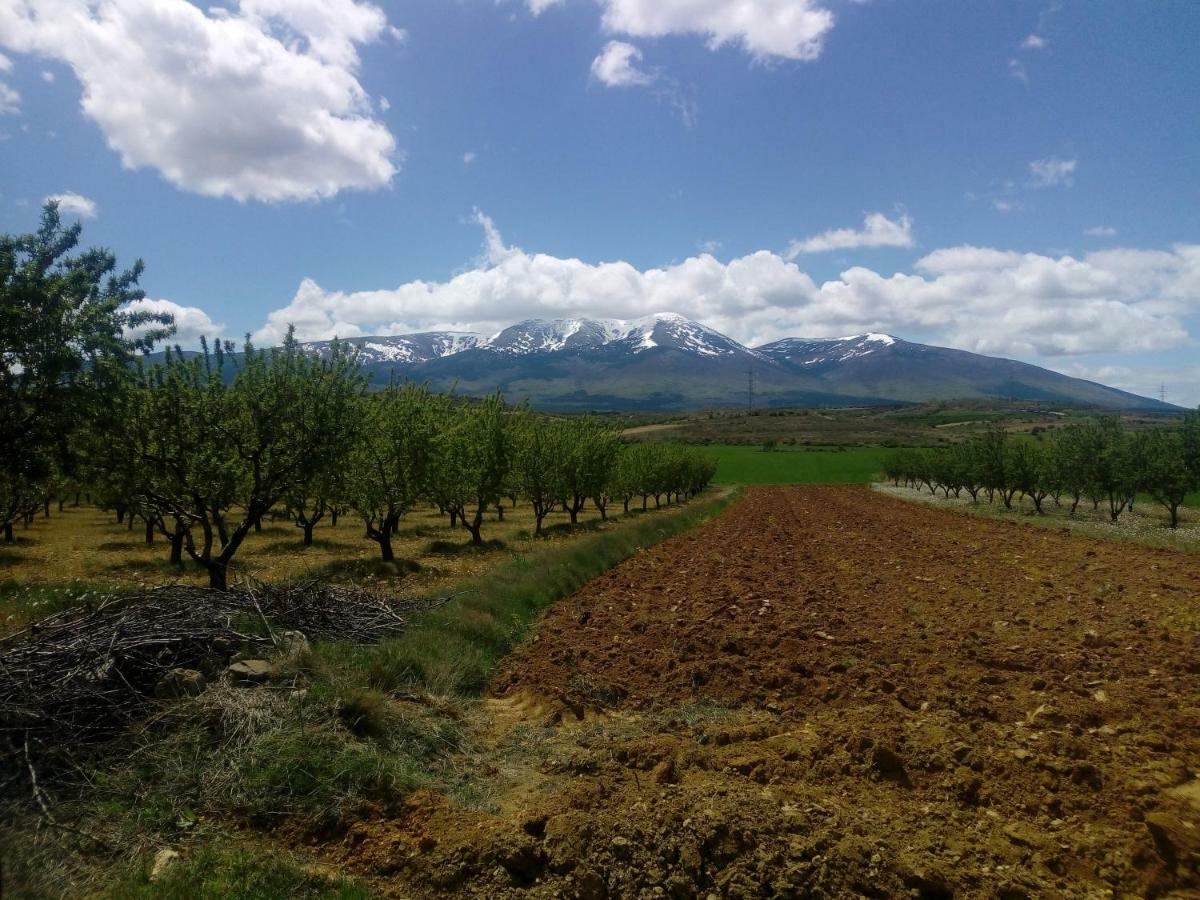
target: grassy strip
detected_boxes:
[316,487,741,698]
[874,483,1200,553]
[708,444,891,485]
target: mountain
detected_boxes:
[299,313,1170,412]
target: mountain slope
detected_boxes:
[296,315,1168,412]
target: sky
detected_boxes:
[0,0,1197,405]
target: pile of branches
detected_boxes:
[0,583,445,768]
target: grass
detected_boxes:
[709,444,892,484]
[109,840,370,899]
[876,483,1200,552]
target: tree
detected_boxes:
[348,384,445,561]
[1137,429,1195,528]
[513,412,566,536]
[0,202,172,541]
[433,394,513,546]
[134,332,363,589]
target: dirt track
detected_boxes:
[335,486,1200,898]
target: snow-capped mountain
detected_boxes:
[298,313,1167,412]
[755,333,904,367]
[305,331,480,365]
[303,313,750,363]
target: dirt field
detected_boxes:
[328,485,1200,898]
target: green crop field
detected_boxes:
[708,444,893,485]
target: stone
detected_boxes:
[651,757,678,785]
[226,658,275,685]
[871,746,911,786]
[149,848,181,883]
[275,629,310,659]
[1082,630,1105,649]
[153,668,206,699]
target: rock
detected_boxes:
[871,746,911,787]
[651,757,677,785]
[226,658,275,685]
[153,668,206,699]
[1144,811,1200,868]
[1082,630,1105,649]
[274,630,310,659]
[1167,778,1200,810]
[149,848,181,883]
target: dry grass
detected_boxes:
[874,482,1200,552]
[0,500,689,631]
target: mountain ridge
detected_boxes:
[297,314,1171,412]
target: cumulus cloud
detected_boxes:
[251,214,1199,361]
[591,40,656,87]
[1085,225,1118,237]
[525,0,564,14]
[0,0,398,202]
[787,212,914,256]
[44,191,97,218]
[598,0,836,62]
[1021,34,1047,50]
[123,298,225,347]
[1029,157,1077,188]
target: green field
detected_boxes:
[709,444,892,484]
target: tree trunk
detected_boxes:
[331,508,339,527]
[449,509,458,528]
[496,504,505,522]
[623,498,630,514]
[145,517,155,544]
[465,507,485,546]
[208,561,229,592]
[170,527,184,565]
[367,514,398,562]
[58,498,65,513]
[44,500,50,518]
[3,522,12,543]
[303,522,315,546]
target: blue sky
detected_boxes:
[1,0,1197,404]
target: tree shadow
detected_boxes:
[425,538,506,556]
[256,537,349,555]
[304,557,425,582]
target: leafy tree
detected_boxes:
[134,332,363,589]
[433,394,512,546]
[0,202,172,541]
[348,384,445,561]
[513,412,567,536]
[1136,428,1195,528]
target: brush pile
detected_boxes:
[0,583,440,758]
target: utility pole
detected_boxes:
[1160,383,1168,404]
[747,368,755,415]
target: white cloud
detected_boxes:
[1008,58,1028,83]
[525,0,564,14]
[123,298,225,347]
[992,199,1021,213]
[1085,225,1118,237]
[1029,157,1077,188]
[698,239,723,254]
[251,214,1199,362]
[1021,34,1047,50]
[598,0,836,62]
[591,40,656,87]
[463,151,478,165]
[0,81,17,115]
[44,191,97,218]
[0,0,398,202]
[1060,362,1200,410]
[379,96,390,111]
[787,212,914,256]
[0,54,17,114]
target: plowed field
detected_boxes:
[334,486,1200,898]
